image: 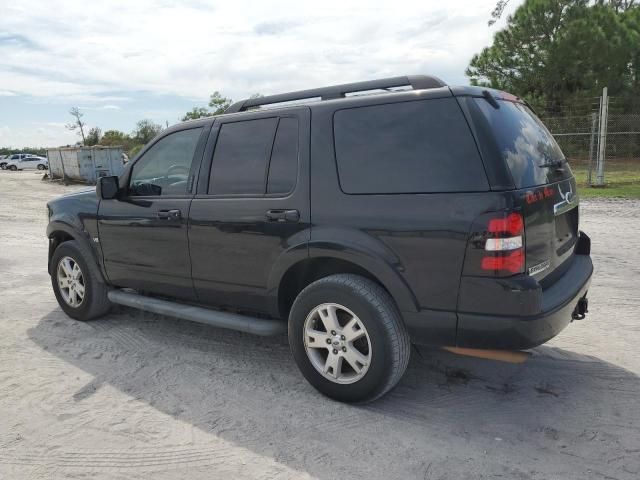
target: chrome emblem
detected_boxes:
[528,260,550,275]
[554,183,575,214]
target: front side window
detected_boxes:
[333,98,488,194]
[129,127,202,196]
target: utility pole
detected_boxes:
[595,87,609,187]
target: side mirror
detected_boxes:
[97,175,119,200]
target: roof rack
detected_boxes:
[225,75,447,114]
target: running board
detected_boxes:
[107,290,287,336]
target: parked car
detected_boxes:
[5,155,48,171]
[46,75,592,403]
[0,155,7,169]
[1,153,40,169]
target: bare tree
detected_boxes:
[66,107,87,144]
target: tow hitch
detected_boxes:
[572,296,589,321]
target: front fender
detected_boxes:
[46,217,105,282]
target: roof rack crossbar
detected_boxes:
[225,75,446,113]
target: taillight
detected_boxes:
[481,212,525,275]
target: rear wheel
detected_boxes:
[288,274,410,403]
[8,165,17,171]
[51,240,111,321]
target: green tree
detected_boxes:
[181,91,265,122]
[181,107,211,121]
[85,127,102,146]
[208,91,233,114]
[100,130,130,147]
[467,0,640,111]
[132,119,163,144]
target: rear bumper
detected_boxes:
[456,253,592,349]
[406,232,593,350]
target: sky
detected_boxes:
[0,0,521,148]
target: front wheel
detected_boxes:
[37,164,46,170]
[288,274,410,403]
[8,165,17,171]
[51,240,111,321]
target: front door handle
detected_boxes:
[266,209,300,222]
[157,209,181,220]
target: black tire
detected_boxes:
[9,165,17,171]
[50,240,111,321]
[37,164,45,170]
[288,274,410,403]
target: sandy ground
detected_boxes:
[0,170,638,480]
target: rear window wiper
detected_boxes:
[538,158,567,170]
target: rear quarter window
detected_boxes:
[333,98,488,194]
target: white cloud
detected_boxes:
[1,0,523,146]
[0,124,79,148]
[0,0,520,101]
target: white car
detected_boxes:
[5,155,48,171]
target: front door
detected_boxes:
[97,125,208,300]
[189,108,310,314]
[21,157,39,169]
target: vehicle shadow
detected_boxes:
[28,307,640,479]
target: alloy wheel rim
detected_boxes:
[57,256,85,308]
[303,303,372,384]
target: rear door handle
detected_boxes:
[266,209,300,222]
[157,209,181,220]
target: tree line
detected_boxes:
[467,0,640,112]
[64,107,165,158]
[54,91,259,158]
[180,91,262,121]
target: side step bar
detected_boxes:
[107,290,287,336]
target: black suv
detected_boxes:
[46,75,593,403]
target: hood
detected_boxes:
[47,187,98,220]
[59,186,96,198]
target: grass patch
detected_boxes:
[572,166,640,199]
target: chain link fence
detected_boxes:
[539,93,640,187]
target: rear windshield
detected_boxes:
[474,98,572,188]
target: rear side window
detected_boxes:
[209,118,277,195]
[474,99,572,188]
[333,98,488,194]
[267,118,298,194]
[208,116,298,195]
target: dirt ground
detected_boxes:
[0,170,638,480]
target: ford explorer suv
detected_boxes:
[46,75,592,403]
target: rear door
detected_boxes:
[97,125,208,300]
[189,107,310,314]
[472,97,578,282]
